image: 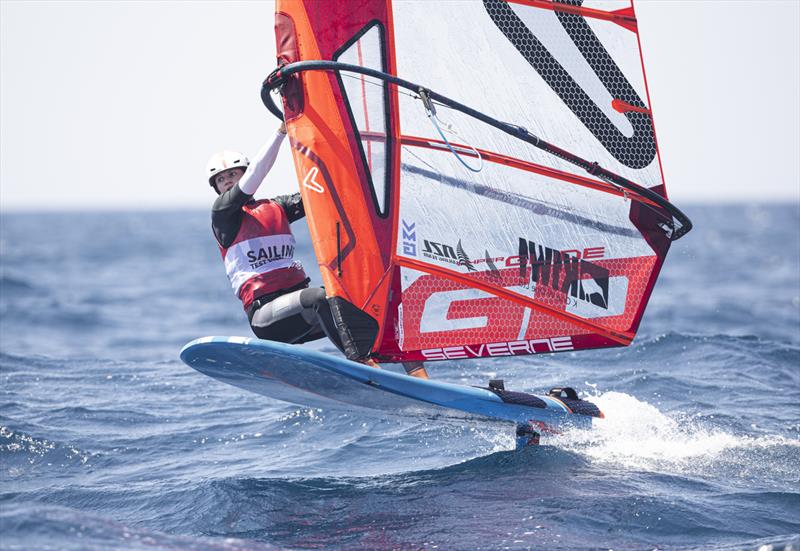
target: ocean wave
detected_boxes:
[155,451,800,551]
[0,274,36,294]
[0,353,115,381]
[638,330,800,353]
[46,406,161,426]
[0,425,96,473]
[620,332,800,390]
[702,535,800,551]
[1,299,107,330]
[0,351,58,371]
[0,503,278,551]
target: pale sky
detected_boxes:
[1,0,798,211]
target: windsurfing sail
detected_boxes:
[265,0,692,363]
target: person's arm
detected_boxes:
[211,186,252,248]
[237,125,286,196]
[212,124,287,247]
[272,193,305,223]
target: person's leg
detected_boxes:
[250,288,388,369]
[250,313,323,343]
[250,288,327,344]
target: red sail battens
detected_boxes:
[612,98,652,115]
[511,0,638,33]
[400,134,664,211]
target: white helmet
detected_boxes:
[206,150,249,187]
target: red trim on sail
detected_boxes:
[509,0,638,33]
[355,40,373,170]
[631,1,669,201]
[399,134,665,211]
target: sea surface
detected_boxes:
[1,204,798,550]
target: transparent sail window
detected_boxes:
[334,24,390,216]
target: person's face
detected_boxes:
[214,168,244,194]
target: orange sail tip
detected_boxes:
[612,98,652,115]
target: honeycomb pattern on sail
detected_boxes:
[482,0,656,169]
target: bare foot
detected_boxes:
[361,358,381,369]
[403,361,429,379]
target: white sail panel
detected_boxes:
[391,0,664,188]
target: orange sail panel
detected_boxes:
[274,0,677,362]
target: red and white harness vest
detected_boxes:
[219,200,308,310]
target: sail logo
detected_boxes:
[421,336,574,360]
[456,241,477,272]
[401,220,417,256]
[302,166,325,193]
[423,238,506,273]
[422,239,458,264]
[516,238,610,310]
[422,239,477,271]
[246,244,295,270]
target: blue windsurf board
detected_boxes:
[180,337,602,434]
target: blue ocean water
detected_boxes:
[1,204,798,550]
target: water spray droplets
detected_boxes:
[553,392,800,479]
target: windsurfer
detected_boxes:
[207,122,331,346]
[206,122,429,379]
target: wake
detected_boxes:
[552,391,800,480]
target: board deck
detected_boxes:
[180,337,598,431]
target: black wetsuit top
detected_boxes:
[211,187,305,248]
